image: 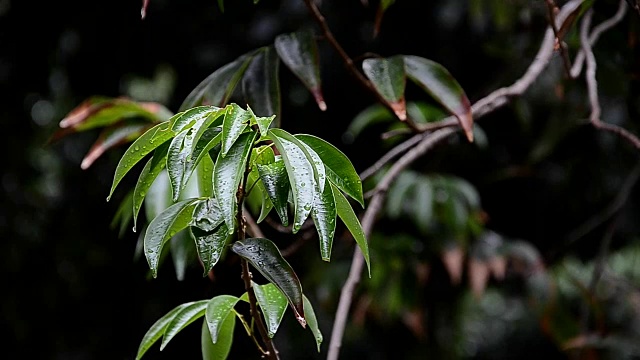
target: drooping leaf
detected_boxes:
[386,171,417,218]
[256,160,290,226]
[110,190,134,239]
[243,46,281,123]
[268,130,316,233]
[411,179,433,235]
[221,104,251,157]
[191,225,230,275]
[332,183,370,276]
[197,154,215,198]
[144,198,201,278]
[166,131,189,202]
[201,314,235,360]
[136,303,190,360]
[170,230,195,281]
[296,134,364,207]
[214,131,257,233]
[274,30,326,111]
[343,104,393,142]
[205,295,240,344]
[403,55,474,142]
[191,198,225,232]
[247,167,274,223]
[374,0,396,37]
[133,141,170,231]
[181,54,255,111]
[161,300,209,350]
[183,128,222,195]
[362,56,406,120]
[253,282,288,337]
[81,122,149,170]
[171,106,217,133]
[299,141,326,193]
[311,179,336,261]
[144,169,172,223]
[59,97,162,132]
[231,238,306,326]
[303,296,323,352]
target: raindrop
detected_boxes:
[135,146,140,151]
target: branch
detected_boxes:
[545,0,573,77]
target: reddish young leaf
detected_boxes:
[81,122,149,170]
[441,245,464,285]
[141,0,150,19]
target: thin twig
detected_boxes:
[244,207,265,238]
[545,0,573,77]
[359,133,424,181]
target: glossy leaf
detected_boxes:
[332,183,370,276]
[362,56,406,120]
[144,198,201,278]
[274,30,326,111]
[141,0,150,19]
[221,104,251,157]
[183,128,222,195]
[253,113,276,137]
[144,169,172,223]
[311,179,336,261]
[166,131,189,202]
[268,130,316,233]
[243,46,281,123]
[191,225,230,275]
[170,106,216,133]
[296,134,364,207]
[181,54,255,111]
[253,282,287,337]
[303,296,323,352]
[107,121,175,201]
[231,238,306,326]
[256,160,290,226]
[170,230,195,281]
[81,122,148,170]
[205,295,239,344]
[247,168,274,223]
[133,141,170,231]
[214,131,256,233]
[197,154,215,198]
[201,314,234,360]
[136,303,190,360]
[403,55,474,142]
[161,300,209,350]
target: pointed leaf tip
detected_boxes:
[141,0,149,19]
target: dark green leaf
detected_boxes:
[256,160,290,226]
[191,224,230,275]
[201,314,235,360]
[274,30,326,111]
[81,122,148,170]
[332,183,370,276]
[296,134,364,207]
[253,282,287,337]
[311,179,336,261]
[145,198,201,278]
[403,55,474,142]
[214,131,257,233]
[343,104,393,142]
[374,0,396,36]
[247,168,274,223]
[362,56,406,120]
[136,303,190,360]
[170,230,195,281]
[205,295,239,344]
[243,46,281,124]
[197,154,215,198]
[133,141,170,231]
[221,104,251,157]
[161,300,209,350]
[216,0,224,12]
[303,296,323,352]
[231,238,306,326]
[411,179,433,235]
[386,171,417,218]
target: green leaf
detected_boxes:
[171,106,218,133]
[268,130,316,233]
[403,55,474,142]
[311,179,336,261]
[191,224,230,275]
[303,296,323,352]
[181,54,255,111]
[221,104,251,157]
[231,238,306,326]
[216,0,224,12]
[253,282,287,337]
[170,230,195,281]
[167,131,189,202]
[256,160,290,226]
[214,131,257,233]
[344,104,393,142]
[144,169,172,223]
[411,179,433,235]
[247,168,274,223]
[59,97,161,132]
[107,121,175,201]
[205,295,240,344]
[274,30,326,111]
[161,300,209,350]
[184,128,222,193]
[362,56,406,120]
[197,154,215,198]
[332,183,370,276]
[110,190,134,239]
[296,134,364,207]
[81,122,149,170]
[136,303,190,360]
[133,141,170,231]
[201,315,235,360]
[144,198,201,278]
[191,198,225,232]
[386,171,417,218]
[242,46,281,123]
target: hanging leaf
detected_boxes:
[343,104,394,142]
[332,184,370,276]
[161,300,209,350]
[403,55,474,142]
[214,131,257,233]
[256,160,290,226]
[136,303,190,360]
[221,104,251,157]
[191,225,230,275]
[253,282,288,337]
[274,30,326,111]
[385,171,417,218]
[243,46,281,123]
[205,295,240,344]
[268,130,316,233]
[191,198,225,232]
[81,122,149,170]
[144,198,201,278]
[144,169,172,224]
[311,180,336,261]
[166,131,190,202]
[374,0,396,37]
[296,135,364,207]
[110,190,134,239]
[181,54,255,111]
[197,154,215,198]
[303,296,323,352]
[58,97,162,132]
[231,238,306,326]
[362,56,407,120]
[201,315,234,360]
[170,230,195,281]
[247,168,274,223]
[183,128,222,194]
[133,141,170,231]
[411,179,433,235]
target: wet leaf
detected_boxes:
[243,46,281,123]
[214,131,257,233]
[201,314,234,360]
[231,238,306,326]
[253,282,287,337]
[191,224,230,275]
[183,128,222,194]
[221,104,251,157]
[311,179,336,261]
[362,56,406,120]
[332,184,370,276]
[144,198,201,278]
[81,122,149,170]
[205,295,239,344]
[256,160,290,226]
[166,131,189,202]
[197,154,215,198]
[161,300,209,350]
[303,296,323,352]
[136,303,190,360]
[144,169,172,224]
[403,55,474,142]
[170,230,195,281]
[247,168,274,223]
[274,30,326,111]
[296,134,364,207]
[133,141,171,231]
